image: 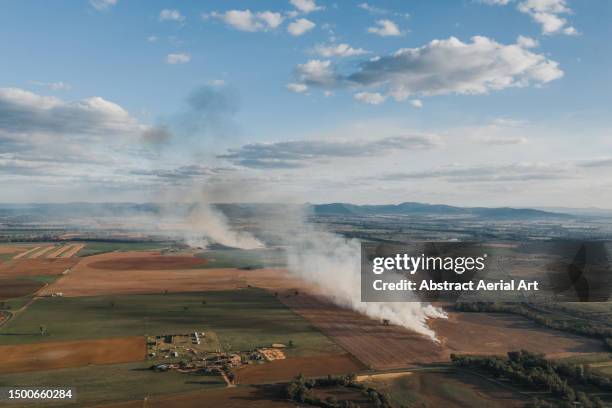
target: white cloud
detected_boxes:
[517,0,578,35]
[516,35,538,48]
[410,99,423,108]
[210,10,284,32]
[286,83,309,93]
[147,35,158,43]
[159,9,185,22]
[294,59,337,87]
[90,0,118,11]
[367,19,403,37]
[166,53,191,64]
[298,36,562,100]
[208,79,226,86]
[354,92,386,105]
[313,43,369,57]
[358,2,388,14]
[28,81,71,91]
[290,0,324,14]
[287,18,316,36]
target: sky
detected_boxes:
[0,0,611,207]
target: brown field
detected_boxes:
[281,293,605,369]
[41,251,314,297]
[28,246,55,258]
[0,336,145,374]
[88,254,206,270]
[94,386,294,408]
[0,245,31,255]
[236,354,364,384]
[0,279,45,300]
[60,243,85,258]
[0,258,79,278]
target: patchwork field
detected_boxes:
[0,336,145,374]
[41,251,313,297]
[281,292,605,369]
[0,289,344,357]
[0,278,45,300]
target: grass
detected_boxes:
[195,248,286,269]
[0,289,342,357]
[367,368,526,408]
[0,360,225,407]
[76,241,177,257]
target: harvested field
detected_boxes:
[236,354,363,384]
[42,251,314,297]
[281,293,605,369]
[28,246,55,258]
[46,245,72,258]
[0,336,145,374]
[13,246,41,259]
[60,243,85,258]
[0,278,45,300]
[0,258,79,278]
[0,245,30,255]
[88,254,206,270]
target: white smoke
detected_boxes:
[183,202,264,250]
[281,209,447,341]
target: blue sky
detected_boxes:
[0,0,611,207]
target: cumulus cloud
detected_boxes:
[0,88,139,136]
[218,135,441,168]
[367,19,403,37]
[287,18,316,36]
[90,0,118,11]
[479,0,512,5]
[166,53,191,64]
[518,0,578,35]
[209,10,284,32]
[354,92,386,105]
[159,9,185,22]
[294,59,338,87]
[290,0,324,14]
[313,43,369,57]
[290,36,563,102]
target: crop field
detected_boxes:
[195,248,286,269]
[0,278,45,300]
[366,368,526,407]
[0,336,145,374]
[0,289,344,357]
[75,241,178,257]
[281,293,605,369]
[0,257,79,278]
[40,251,311,297]
[235,354,363,384]
[0,360,225,407]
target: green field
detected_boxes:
[0,361,225,407]
[75,241,178,257]
[368,368,527,408]
[196,248,286,269]
[0,289,342,356]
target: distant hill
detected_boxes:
[311,202,570,219]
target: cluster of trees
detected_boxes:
[455,302,612,350]
[451,350,608,407]
[285,373,394,408]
